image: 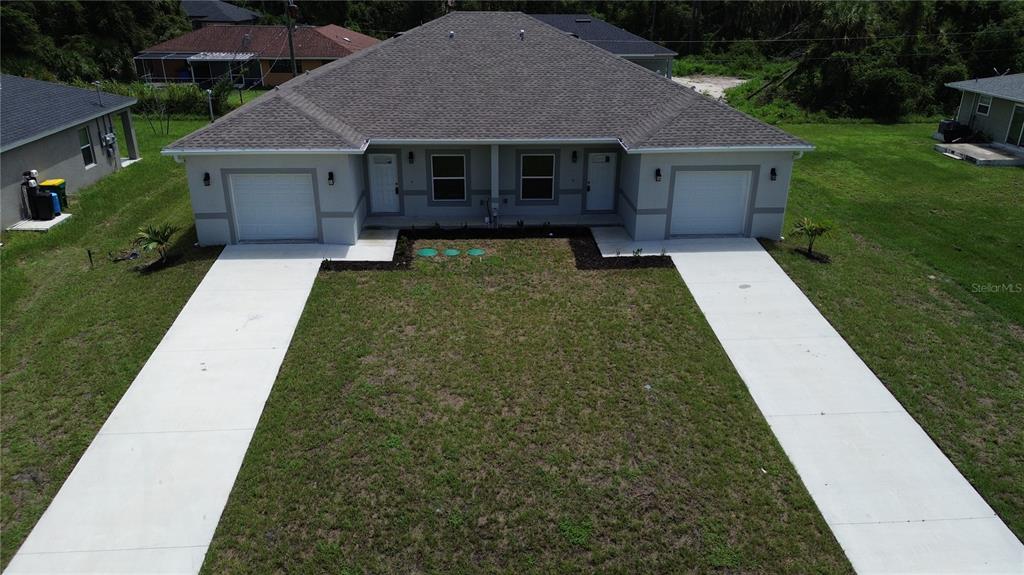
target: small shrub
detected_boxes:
[790,217,833,261]
[135,223,180,263]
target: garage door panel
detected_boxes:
[671,171,751,236]
[230,174,317,242]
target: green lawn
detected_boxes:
[770,123,1024,537]
[0,120,220,566]
[201,239,851,574]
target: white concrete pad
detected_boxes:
[99,348,287,434]
[16,430,252,553]
[5,213,72,232]
[323,228,398,262]
[768,412,994,525]
[722,337,904,416]
[833,517,1024,574]
[5,546,207,574]
[159,288,311,352]
[684,279,839,341]
[7,244,323,574]
[660,234,1024,573]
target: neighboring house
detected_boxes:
[1,75,139,229]
[181,0,259,29]
[135,24,378,87]
[162,12,811,246]
[530,13,677,77]
[946,73,1024,150]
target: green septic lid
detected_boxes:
[467,248,486,256]
[443,248,461,257]
[417,248,438,257]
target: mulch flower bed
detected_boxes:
[320,226,673,272]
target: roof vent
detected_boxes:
[518,29,525,41]
[575,17,592,23]
[241,33,251,49]
[449,30,455,39]
[343,37,351,42]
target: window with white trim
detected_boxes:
[78,127,95,166]
[976,94,992,116]
[520,154,555,200]
[431,154,466,201]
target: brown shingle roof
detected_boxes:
[166,12,809,152]
[140,24,377,59]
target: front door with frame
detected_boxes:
[585,152,617,211]
[369,153,399,213]
[1006,104,1024,148]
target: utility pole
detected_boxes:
[285,0,298,78]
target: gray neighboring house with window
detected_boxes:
[946,73,1024,150]
[530,13,677,77]
[163,12,811,246]
[1,75,139,229]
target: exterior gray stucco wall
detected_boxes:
[956,91,1020,144]
[180,146,800,246]
[363,144,621,223]
[625,56,673,78]
[183,153,364,246]
[618,150,797,241]
[1,115,123,228]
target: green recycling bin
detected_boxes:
[40,179,67,210]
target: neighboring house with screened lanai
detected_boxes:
[134,24,378,87]
[162,11,813,246]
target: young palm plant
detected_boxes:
[135,223,180,263]
[790,217,833,259]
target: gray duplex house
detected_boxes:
[530,14,677,78]
[1,75,139,229]
[946,73,1024,150]
[164,11,811,246]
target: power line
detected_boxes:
[607,26,1024,44]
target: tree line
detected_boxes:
[2,1,1021,121]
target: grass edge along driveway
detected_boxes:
[771,123,1024,539]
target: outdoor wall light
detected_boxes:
[571,150,578,163]
[203,172,210,186]
[655,168,662,182]
[408,151,415,164]
[328,171,335,185]
[770,167,777,181]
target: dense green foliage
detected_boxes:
[3,1,1022,121]
[0,0,190,81]
[76,79,238,118]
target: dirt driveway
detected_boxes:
[673,75,746,99]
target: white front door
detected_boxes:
[368,154,399,213]
[585,152,616,211]
[229,173,317,241]
[670,170,751,236]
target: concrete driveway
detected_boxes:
[592,228,1023,573]
[5,241,392,574]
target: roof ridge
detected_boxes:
[279,89,364,145]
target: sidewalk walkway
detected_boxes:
[6,241,393,574]
[592,228,1023,573]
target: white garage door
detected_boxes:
[670,170,751,236]
[230,173,317,242]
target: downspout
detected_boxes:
[490,144,500,227]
